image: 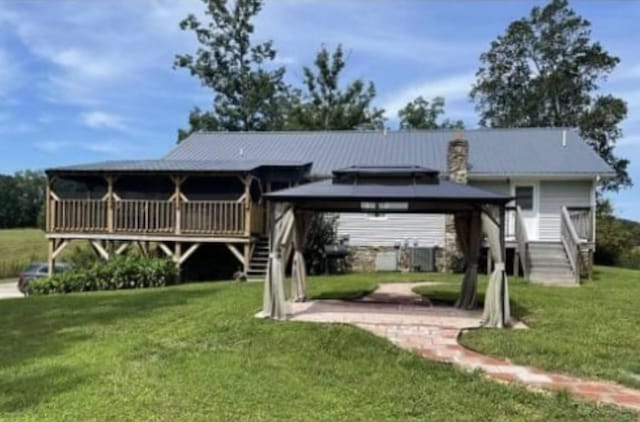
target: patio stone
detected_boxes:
[289,282,640,413]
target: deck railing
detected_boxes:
[561,206,582,284]
[114,200,175,233]
[182,200,244,235]
[50,198,254,236]
[53,199,108,233]
[567,207,594,242]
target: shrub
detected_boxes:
[27,256,177,296]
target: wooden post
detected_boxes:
[173,176,183,235]
[47,239,55,276]
[175,242,182,282]
[244,176,252,236]
[513,249,520,277]
[106,176,114,233]
[45,177,51,232]
[243,243,251,275]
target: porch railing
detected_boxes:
[53,199,108,233]
[514,206,530,280]
[50,199,252,236]
[561,206,582,284]
[567,206,594,242]
[182,200,244,235]
[114,200,175,233]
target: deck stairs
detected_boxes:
[246,237,269,281]
[527,242,576,284]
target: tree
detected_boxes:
[0,171,46,229]
[174,0,290,141]
[594,200,633,265]
[398,96,464,130]
[470,0,630,191]
[287,45,385,130]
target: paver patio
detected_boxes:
[290,282,640,412]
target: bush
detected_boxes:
[27,256,177,296]
[304,213,338,275]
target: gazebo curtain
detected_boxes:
[481,211,511,328]
[258,203,295,320]
[291,210,311,302]
[454,211,482,310]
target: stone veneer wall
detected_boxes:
[441,137,469,272]
[348,246,445,273]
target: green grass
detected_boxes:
[414,266,640,389]
[0,275,635,421]
[0,229,47,278]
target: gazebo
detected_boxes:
[257,166,514,328]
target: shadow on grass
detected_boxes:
[415,286,531,320]
[0,366,92,413]
[0,286,222,370]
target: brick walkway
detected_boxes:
[290,283,640,412]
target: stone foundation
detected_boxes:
[349,246,444,273]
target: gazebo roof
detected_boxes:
[266,166,512,213]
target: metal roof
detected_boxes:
[266,178,511,203]
[47,159,311,174]
[165,128,614,178]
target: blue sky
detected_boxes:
[0,0,639,219]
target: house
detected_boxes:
[44,128,612,284]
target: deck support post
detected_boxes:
[513,249,519,277]
[47,238,56,276]
[175,242,182,281]
[243,243,251,275]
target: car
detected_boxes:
[18,262,71,294]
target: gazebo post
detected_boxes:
[499,205,507,327]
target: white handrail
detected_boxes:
[561,206,582,284]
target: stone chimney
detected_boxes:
[447,134,469,184]
[439,135,469,272]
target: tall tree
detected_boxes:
[470,0,630,191]
[174,0,290,141]
[398,96,464,130]
[287,45,385,130]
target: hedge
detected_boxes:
[27,256,177,296]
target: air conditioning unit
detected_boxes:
[411,247,436,272]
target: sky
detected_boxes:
[0,0,639,219]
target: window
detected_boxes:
[515,186,534,211]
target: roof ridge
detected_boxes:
[189,127,578,136]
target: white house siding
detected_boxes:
[538,181,593,241]
[336,213,445,247]
[470,180,510,195]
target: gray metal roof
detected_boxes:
[165,128,613,178]
[47,159,311,174]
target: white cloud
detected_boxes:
[380,73,475,117]
[35,139,141,155]
[81,111,128,131]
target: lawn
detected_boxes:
[0,274,636,421]
[0,229,47,279]
[414,266,640,389]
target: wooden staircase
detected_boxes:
[246,237,269,281]
[513,206,590,285]
[527,242,576,284]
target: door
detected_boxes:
[512,183,538,241]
